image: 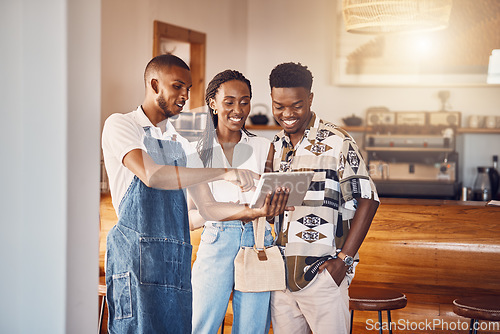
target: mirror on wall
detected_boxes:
[334,0,500,86]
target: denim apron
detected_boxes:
[106,127,192,334]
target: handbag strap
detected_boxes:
[252,216,268,261]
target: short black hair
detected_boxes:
[269,62,313,91]
[144,54,190,86]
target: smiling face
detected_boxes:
[210,80,251,135]
[154,65,192,120]
[271,86,313,145]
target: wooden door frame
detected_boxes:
[153,20,206,109]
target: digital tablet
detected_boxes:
[249,171,315,208]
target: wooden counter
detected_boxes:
[354,197,500,297]
[100,195,500,332]
[100,195,500,287]
[351,198,500,333]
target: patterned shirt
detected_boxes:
[272,113,379,291]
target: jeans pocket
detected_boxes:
[200,225,219,244]
[140,237,192,291]
[111,272,132,320]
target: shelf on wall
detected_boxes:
[246,124,281,130]
[245,125,500,134]
[456,128,500,134]
[343,126,372,132]
[365,147,455,153]
[246,124,368,131]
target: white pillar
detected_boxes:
[0,0,101,333]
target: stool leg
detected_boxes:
[378,311,383,334]
[387,310,392,334]
[350,310,354,334]
[220,319,224,334]
[468,318,476,334]
[98,296,105,334]
[472,319,478,334]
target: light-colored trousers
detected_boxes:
[271,270,350,334]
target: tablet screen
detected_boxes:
[249,171,315,208]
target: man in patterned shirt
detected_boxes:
[267,62,380,334]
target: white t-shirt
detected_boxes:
[193,131,271,225]
[102,106,203,214]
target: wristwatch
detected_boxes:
[338,252,354,267]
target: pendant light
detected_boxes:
[342,0,453,34]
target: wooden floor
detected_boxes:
[98,294,499,334]
[99,194,500,333]
[98,291,498,334]
[98,294,241,334]
[348,289,499,334]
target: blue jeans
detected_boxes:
[192,221,274,334]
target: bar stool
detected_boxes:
[349,287,407,334]
[452,296,500,334]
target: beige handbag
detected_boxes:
[234,216,286,292]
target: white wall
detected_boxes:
[66,0,102,332]
[246,0,500,188]
[0,0,100,333]
[1,2,23,332]
[246,0,500,123]
[101,0,500,188]
[101,0,249,126]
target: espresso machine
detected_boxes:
[364,109,461,199]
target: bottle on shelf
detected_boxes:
[472,167,492,201]
[490,155,500,200]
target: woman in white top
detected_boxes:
[190,70,283,333]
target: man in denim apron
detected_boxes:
[102,54,289,333]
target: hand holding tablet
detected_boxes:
[249,171,315,209]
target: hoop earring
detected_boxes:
[213,109,218,115]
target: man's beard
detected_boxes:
[158,93,176,118]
